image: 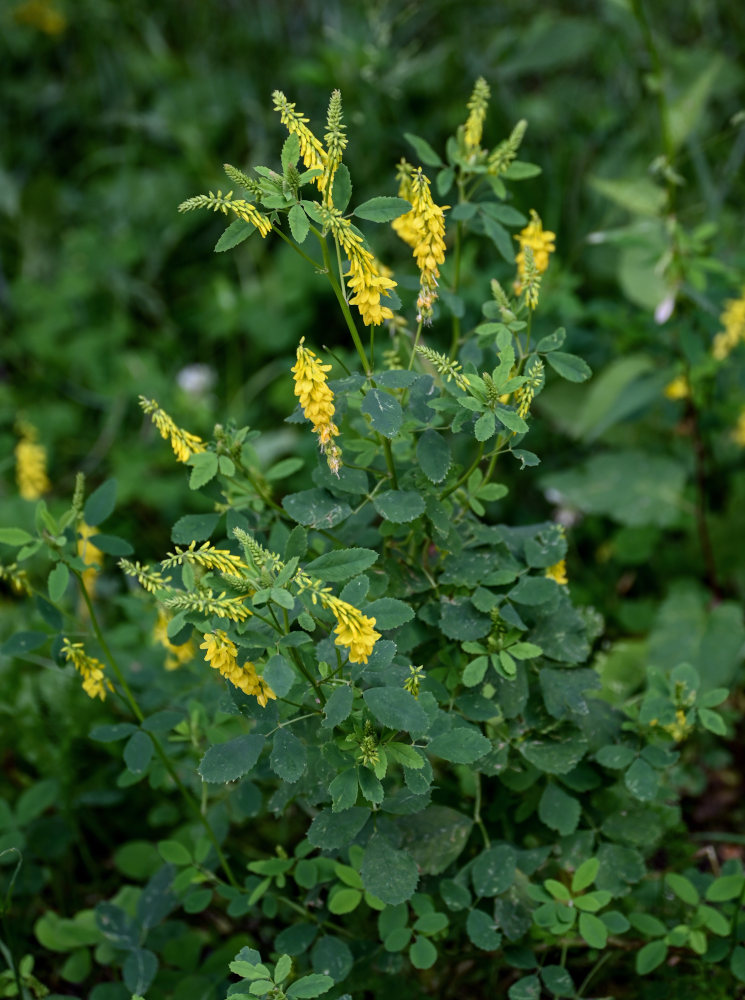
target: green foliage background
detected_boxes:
[2,1,745,999]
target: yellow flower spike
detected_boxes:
[325,594,381,664]
[62,638,113,701]
[392,164,448,323]
[272,90,327,187]
[515,210,556,296]
[712,289,745,360]
[177,191,271,237]
[138,396,206,464]
[664,375,690,401]
[545,560,568,586]
[200,630,274,705]
[291,338,343,474]
[15,422,50,501]
[464,77,491,152]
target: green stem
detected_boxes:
[317,231,369,372]
[473,773,490,848]
[273,225,324,271]
[75,575,239,888]
[576,949,614,998]
[440,443,484,500]
[407,320,424,370]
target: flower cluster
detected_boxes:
[712,289,745,360]
[463,77,490,152]
[415,345,469,391]
[515,358,545,419]
[161,541,248,575]
[403,665,425,698]
[393,163,448,323]
[62,638,113,701]
[200,630,276,707]
[545,560,568,586]
[322,90,347,202]
[272,90,326,183]
[165,590,251,623]
[291,338,342,474]
[119,559,172,594]
[488,119,528,176]
[78,522,103,601]
[138,396,206,464]
[515,209,556,300]
[294,572,381,665]
[153,608,195,671]
[0,562,32,596]
[321,206,396,327]
[664,374,690,400]
[177,190,271,237]
[15,422,50,501]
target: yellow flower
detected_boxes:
[515,210,556,293]
[664,375,689,400]
[13,0,66,34]
[154,608,194,671]
[464,77,490,152]
[321,206,396,327]
[545,560,568,586]
[393,163,448,323]
[272,90,327,187]
[138,396,206,464]
[62,638,113,701]
[78,521,103,602]
[15,424,50,500]
[200,630,275,705]
[292,338,342,474]
[712,290,745,360]
[325,595,381,664]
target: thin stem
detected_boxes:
[473,773,490,848]
[576,949,614,998]
[407,320,424,370]
[440,443,484,500]
[273,225,324,271]
[316,230,369,372]
[75,574,239,887]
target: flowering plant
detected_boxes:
[3,82,743,1000]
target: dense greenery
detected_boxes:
[2,2,745,999]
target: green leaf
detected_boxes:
[572,858,599,894]
[427,729,491,764]
[403,132,443,167]
[636,940,668,975]
[282,489,351,529]
[397,805,472,875]
[198,734,264,783]
[409,935,437,970]
[472,844,517,897]
[363,688,427,733]
[288,204,310,243]
[171,513,220,543]
[123,948,158,995]
[360,834,419,905]
[624,758,658,802]
[731,946,745,983]
[311,936,353,981]
[540,965,575,997]
[84,478,117,526]
[475,411,496,441]
[123,731,154,776]
[495,405,529,434]
[413,913,448,935]
[158,840,192,865]
[15,779,59,825]
[270,728,307,783]
[520,738,588,774]
[304,548,378,582]
[354,196,411,222]
[358,766,383,804]
[502,161,542,180]
[1,630,47,656]
[467,909,502,951]
[90,723,137,742]
[538,783,580,836]
[307,807,369,850]
[48,562,69,604]
[481,214,515,264]
[546,352,592,383]
[508,576,559,606]
[286,973,334,998]
[364,597,414,630]
[385,743,425,770]
[579,911,608,949]
[331,163,352,212]
[89,533,132,556]
[323,686,354,729]
[267,457,305,482]
[361,389,403,438]
[215,218,255,252]
[463,656,489,687]
[417,429,451,483]
[706,874,745,902]
[699,708,727,735]
[188,451,219,489]
[0,528,34,546]
[329,768,358,812]
[328,886,362,914]
[537,328,566,353]
[373,491,425,523]
[596,745,636,769]
[274,954,292,986]
[664,872,699,906]
[440,598,491,640]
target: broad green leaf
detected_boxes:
[331,164,352,212]
[482,214,514,264]
[84,478,117,526]
[48,562,69,604]
[706,874,745,902]
[409,935,437,969]
[0,528,34,546]
[322,686,354,729]
[361,388,403,438]
[624,758,658,802]
[364,597,414,629]
[403,132,443,167]
[472,844,517,896]
[124,731,154,775]
[495,405,528,433]
[538,783,580,836]
[596,745,636,769]
[502,161,541,180]
[288,204,310,243]
[578,911,608,948]
[363,687,427,733]
[171,513,220,543]
[311,936,353,981]
[416,429,451,483]
[123,948,158,995]
[157,840,191,866]
[354,196,411,222]
[636,940,668,975]
[475,410,496,441]
[440,598,491,640]
[328,886,362,914]
[427,729,490,764]
[304,548,378,582]
[360,834,419,905]
[90,533,133,556]
[397,805,472,875]
[329,768,358,812]
[215,218,254,252]
[373,491,425,523]
[90,723,137,742]
[520,737,588,774]
[286,973,334,998]
[664,872,699,907]
[466,908,502,951]
[307,808,369,850]
[270,728,307,783]
[1,630,47,656]
[282,489,351,529]
[546,351,592,383]
[572,858,599,894]
[198,734,264,783]
[540,965,575,997]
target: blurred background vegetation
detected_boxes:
[2,1,745,995]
